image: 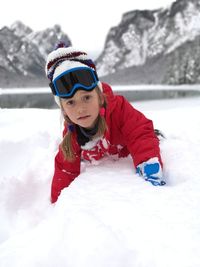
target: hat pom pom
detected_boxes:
[54,41,70,50]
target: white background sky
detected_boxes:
[1,0,175,56]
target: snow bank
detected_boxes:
[0,97,200,267]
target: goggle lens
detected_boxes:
[49,67,98,98]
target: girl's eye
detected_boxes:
[66,100,75,106]
[83,95,91,101]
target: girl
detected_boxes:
[46,42,165,203]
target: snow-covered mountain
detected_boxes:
[1,0,200,87]
[0,21,71,87]
[96,0,200,84]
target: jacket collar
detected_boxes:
[102,82,117,114]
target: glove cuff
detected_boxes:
[136,157,163,179]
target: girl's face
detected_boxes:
[60,88,101,129]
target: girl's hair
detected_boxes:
[60,85,107,161]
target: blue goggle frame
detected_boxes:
[49,67,99,98]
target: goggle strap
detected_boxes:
[94,71,99,82]
[49,82,57,95]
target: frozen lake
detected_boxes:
[1,84,200,108]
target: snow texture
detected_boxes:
[0,96,200,267]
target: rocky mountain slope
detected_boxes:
[96,0,200,84]
[0,21,71,88]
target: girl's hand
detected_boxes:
[136,157,166,186]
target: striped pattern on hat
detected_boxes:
[45,42,96,81]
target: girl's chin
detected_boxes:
[78,120,96,129]
[79,122,94,129]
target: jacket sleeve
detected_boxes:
[115,95,162,168]
[51,130,81,203]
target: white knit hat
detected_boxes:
[45,42,100,106]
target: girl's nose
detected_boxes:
[77,104,86,115]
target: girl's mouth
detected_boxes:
[77,115,90,120]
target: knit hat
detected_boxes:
[45,42,101,106]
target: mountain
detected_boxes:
[1,0,200,88]
[96,0,200,84]
[0,21,71,88]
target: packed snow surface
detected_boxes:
[0,96,200,267]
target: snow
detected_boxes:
[1,96,200,267]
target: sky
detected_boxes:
[1,0,175,57]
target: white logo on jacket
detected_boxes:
[81,137,110,162]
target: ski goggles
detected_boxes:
[49,67,99,98]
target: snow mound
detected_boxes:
[0,97,200,267]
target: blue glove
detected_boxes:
[136,157,166,186]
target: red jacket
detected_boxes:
[51,83,162,203]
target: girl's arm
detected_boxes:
[51,145,81,203]
[115,95,165,185]
[116,95,162,167]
